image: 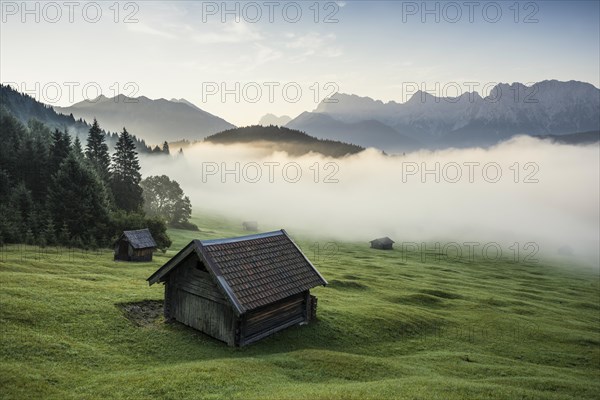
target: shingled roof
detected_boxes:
[120,229,157,249]
[147,230,327,314]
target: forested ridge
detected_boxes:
[0,84,152,154]
[0,107,175,249]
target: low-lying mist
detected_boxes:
[140,136,599,267]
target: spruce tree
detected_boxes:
[10,182,34,217]
[48,153,111,245]
[162,141,170,155]
[59,222,71,246]
[43,217,57,246]
[110,127,143,212]
[24,228,34,245]
[85,118,110,182]
[49,129,71,175]
[73,136,84,159]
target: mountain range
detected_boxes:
[0,84,152,152]
[8,80,599,152]
[286,80,600,150]
[55,95,235,145]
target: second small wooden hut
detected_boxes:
[370,237,395,250]
[114,229,157,261]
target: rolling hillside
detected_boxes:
[0,212,598,399]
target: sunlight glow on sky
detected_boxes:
[1,0,599,126]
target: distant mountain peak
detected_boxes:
[170,97,203,111]
[288,79,600,150]
[94,94,109,102]
[406,90,437,104]
[55,93,235,145]
[259,113,292,126]
[0,84,152,152]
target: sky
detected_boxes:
[1,0,599,126]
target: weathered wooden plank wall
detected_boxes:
[167,253,236,345]
[173,288,235,345]
[241,292,307,345]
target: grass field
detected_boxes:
[1,213,599,399]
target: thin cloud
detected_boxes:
[192,22,263,44]
[237,43,283,72]
[127,23,177,39]
[285,32,343,60]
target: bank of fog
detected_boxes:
[141,136,599,267]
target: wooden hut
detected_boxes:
[114,229,157,261]
[370,237,395,250]
[147,230,327,346]
[242,221,258,231]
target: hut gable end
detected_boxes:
[114,228,157,261]
[168,253,228,305]
[147,230,328,346]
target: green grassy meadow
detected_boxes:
[1,213,599,399]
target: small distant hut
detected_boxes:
[147,230,327,346]
[242,221,258,231]
[370,237,395,250]
[114,229,157,261]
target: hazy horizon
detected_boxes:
[48,78,600,126]
[2,1,599,126]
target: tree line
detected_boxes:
[0,110,194,250]
[0,83,154,155]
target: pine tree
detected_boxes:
[73,136,84,159]
[37,232,47,248]
[59,222,70,246]
[24,228,34,245]
[87,235,98,250]
[85,119,111,182]
[10,182,34,217]
[71,235,84,249]
[110,128,143,212]
[18,130,49,202]
[0,169,9,202]
[43,217,57,246]
[49,129,71,175]
[48,153,111,245]
[162,141,170,155]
